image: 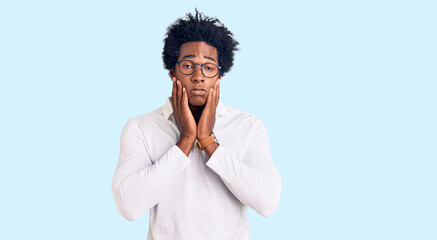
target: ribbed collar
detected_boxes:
[162,97,228,120]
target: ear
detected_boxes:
[169,69,176,80]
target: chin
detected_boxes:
[188,96,206,107]
[189,102,206,107]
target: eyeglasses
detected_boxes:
[176,60,221,78]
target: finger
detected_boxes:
[177,80,183,109]
[174,78,181,114]
[182,87,190,113]
[209,80,218,108]
[215,79,220,107]
[217,81,220,106]
[171,78,177,110]
[205,87,214,110]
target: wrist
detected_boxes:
[176,135,196,157]
[196,132,219,150]
[197,131,212,141]
[181,134,196,142]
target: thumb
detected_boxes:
[204,87,214,111]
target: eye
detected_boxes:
[204,64,216,72]
[180,60,195,69]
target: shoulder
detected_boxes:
[132,108,163,125]
[221,102,264,124]
[216,103,269,152]
[220,102,266,131]
[124,105,168,134]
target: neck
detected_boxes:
[189,104,205,123]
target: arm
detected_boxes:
[206,119,282,217]
[111,118,191,221]
[112,79,196,221]
[197,78,220,158]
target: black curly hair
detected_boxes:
[162,9,239,77]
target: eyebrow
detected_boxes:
[181,55,217,63]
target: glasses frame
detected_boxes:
[176,60,221,78]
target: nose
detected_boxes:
[191,65,205,83]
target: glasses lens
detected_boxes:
[179,60,196,75]
[203,63,219,78]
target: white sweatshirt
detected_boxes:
[111,98,282,240]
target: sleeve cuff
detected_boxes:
[169,144,192,166]
[205,145,224,173]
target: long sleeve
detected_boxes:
[206,118,282,217]
[111,118,191,221]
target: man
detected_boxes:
[112,10,282,240]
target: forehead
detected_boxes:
[178,41,218,61]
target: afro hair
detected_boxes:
[162,9,239,77]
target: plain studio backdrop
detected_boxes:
[0,1,436,239]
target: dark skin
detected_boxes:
[170,41,221,157]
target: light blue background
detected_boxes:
[1,0,436,239]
